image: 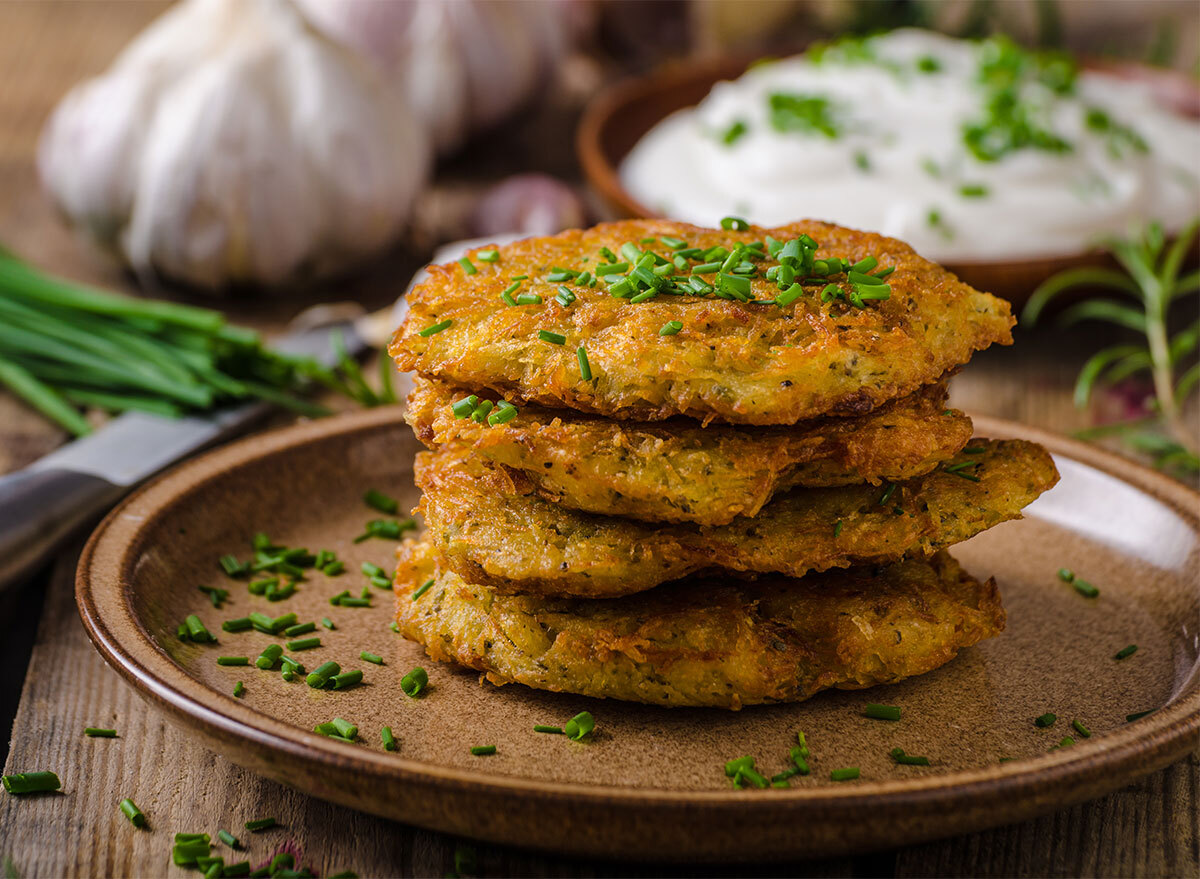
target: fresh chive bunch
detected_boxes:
[0,250,395,437]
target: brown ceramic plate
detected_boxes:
[577,56,1200,302]
[77,408,1199,861]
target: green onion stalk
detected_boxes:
[0,249,394,436]
[1022,218,1200,477]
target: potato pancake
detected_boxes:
[394,538,1004,709]
[390,219,1014,425]
[416,438,1058,599]
[406,375,972,525]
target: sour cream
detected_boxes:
[620,30,1200,262]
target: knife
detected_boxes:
[0,321,369,594]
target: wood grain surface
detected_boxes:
[0,3,1197,877]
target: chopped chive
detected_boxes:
[217,656,249,666]
[382,726,397,751]
[361,651,384,665]
[1072,719,1092,738]
[511,274,528,281]
[222,617,253,633]
[330,670,364,690]
[724,755,755,777]
[286,636,321,651]
[1114,644,1138,660]
[401,667,428,697]
[363,489,399,514]
[555,286,576,307]
[660,236,688,249]
[775,283,803,307]
[217,829,240,849]
[476,249,499,263]
[283,622,315,638]
[691,261,722,274]
[389,621,400,633]
[418,319,452,338]
[321,617,335,630]
[1,771,61,795]
[84,727,117,738]
[864,703,901,721]
[720,216,750,231]
[244,817,276,832]
[659,320,683,336]
[198,586,229,608]
[458,258,476,275]
[1126,709,1154,722]
[1072,578,1100,598]
[338,597,371,607]
[945,465,981,482]
[877,483,897,505]
[118,798,147,828]
[306,661,340,688]
[485,398,517,425]
[1057,568,1075,582]
[255,645,282,670]
[233,681,244,698]
[594,262,629,276]
[577,346,592,381]
[537,329,567,346]
[833,520,843,537]
[353,517,416,543]
[172,841,211,866]
[470,745,496,756]
[219,555,249,578]
[959,183,990,198]
[412,578,435,600]
[1050,736,1076,750]
[546,271,576,283]
[830,767,860,782]
[184,615,214,643]
[247,577,275,596]
[629,289,659,303]
[1035,712,1057,728]
[357,561,386,583]
[534,725,564,734]
[174,833,210,844]
[248,611,275,633]
[515,293,542,306]
[451,395,479,418]
[890,748,930,766]
[564,711,594,741]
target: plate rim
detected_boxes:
[74,408,1200,844]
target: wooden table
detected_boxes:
[1,4,1196,877]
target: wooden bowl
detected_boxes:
[76,408,1200,860]
[577,56,1199,302]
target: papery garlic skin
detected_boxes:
[38,0,431,289]
[295,0,586,152]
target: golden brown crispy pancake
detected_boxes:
[394,538,1005,709]
[390,219,1014,425]
[406,375,972,525]
[415,438,1059,599]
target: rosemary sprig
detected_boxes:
[1023,218,1199,476]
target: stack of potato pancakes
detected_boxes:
[389,219,1058,710]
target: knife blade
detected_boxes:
[0,321,369,593]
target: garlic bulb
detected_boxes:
[294,0,587,152]
[38,0,431,289]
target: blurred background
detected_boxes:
[0,0,1197,477]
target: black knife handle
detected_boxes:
[0,468,124,594]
